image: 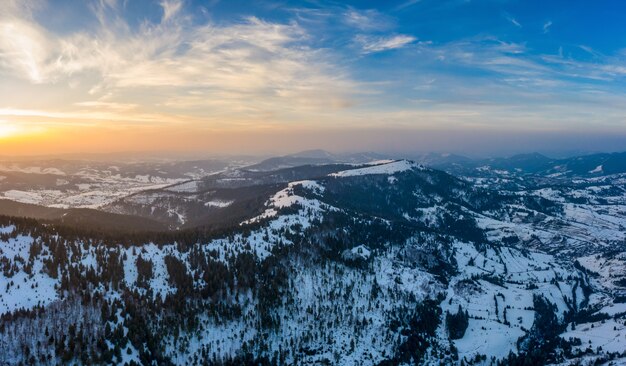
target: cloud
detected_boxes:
[578,45,602,57]
[160,0,183,22]
[344,8,393,31]
[0,1,366,128]
[356,34,416,53]
[0,20,50,83]
[0,1,53,83]
[399,36,626,118]
[393,0,422,11]
[3,0,44,18]
[503,12,521,28]
[74,101,139,111]
[543,20,552,34]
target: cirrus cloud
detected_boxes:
[355,34,416,53]
[0,0,367,130]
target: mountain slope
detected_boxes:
[0,199,166,232]
[0,159,624,365]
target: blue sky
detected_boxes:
[0,0,625,155]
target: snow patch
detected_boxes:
[589,165,603,174]
[329,160,421,177]
[205,200,233,208]
[289,180,325,194]
[342,245,371,261]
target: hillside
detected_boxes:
[1,160,624,365]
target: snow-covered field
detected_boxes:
[0,175,182,209]
[0,160,236,210]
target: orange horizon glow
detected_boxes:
[1,120,626,158]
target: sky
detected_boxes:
[1,0,626,157]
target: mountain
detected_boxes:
[1,159,625,365]
[484,152,553,172]
[0,199,166,232]
[102,164,357,229]
[422,151,626,179]
[245,150,389,171]
[288,149,338,159]
[543,151,626,176]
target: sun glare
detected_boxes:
[0,121,20,138]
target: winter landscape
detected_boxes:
[2,0,626,365]
[1,151,626,365]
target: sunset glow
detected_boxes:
[1,0,626,156]
[0,122,19,139]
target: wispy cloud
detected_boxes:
[160,0,183,22]
[393,0,422,11]
[543,20,552,33]
[344,8,393,31]
[0,0,367,129]
[578,45,601,57]
[356,34,416,53]
[503,12,522,28]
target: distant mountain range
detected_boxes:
[1,150,626,233]
[409,151,626,177]
[245,149,626,178]
[245,149,389,171]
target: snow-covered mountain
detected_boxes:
[245,149,389,172]
[416,151,626,179]
[0,158,625,365]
